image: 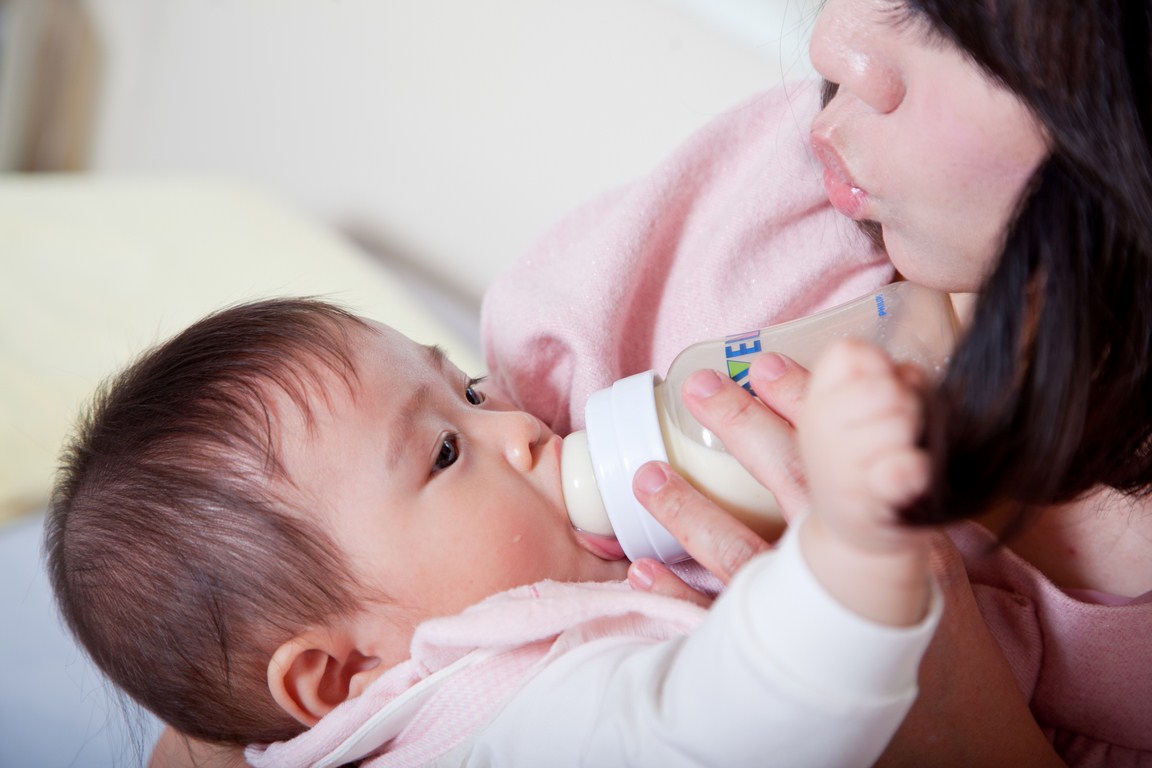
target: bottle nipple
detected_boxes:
[560,431,613,536]
[562,372,690,564]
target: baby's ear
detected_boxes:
[268,628,382,727]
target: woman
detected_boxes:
[484,0,1152,764]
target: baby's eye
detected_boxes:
[433,432,461,472]
[465,376,487,406]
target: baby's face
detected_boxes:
[278,321,629,666]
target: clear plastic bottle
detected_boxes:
[561,281,959,563]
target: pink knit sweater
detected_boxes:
[481,81,893,436]
[951,521,1152,765]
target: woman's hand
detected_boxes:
[627,352,811,601]
[634,342,935,625]
[675,352,813,523]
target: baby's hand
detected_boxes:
[801,338,929,549]
[797,339,933,625]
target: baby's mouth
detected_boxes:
[575,529,627,561]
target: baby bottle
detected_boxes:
[560,281,959,563]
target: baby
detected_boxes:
[47,298,939,767]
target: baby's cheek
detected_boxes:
[490,529,547,584]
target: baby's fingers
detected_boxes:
[865,446,931,509]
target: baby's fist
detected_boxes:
[798,339,929,554]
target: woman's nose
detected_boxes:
[809,0,906,115]
[491,410,543,472]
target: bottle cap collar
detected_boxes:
[585,370,689,563]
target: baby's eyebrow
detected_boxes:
[423,344,449,373]
[385,345,450,471]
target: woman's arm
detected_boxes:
[874,536,1066,767]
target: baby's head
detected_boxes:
[46,298,627,746]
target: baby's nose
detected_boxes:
[500,411,543,472]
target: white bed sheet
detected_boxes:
[0,511,164,767]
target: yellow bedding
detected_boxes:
[0,174,480,525]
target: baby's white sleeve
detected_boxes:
[469,520,942,767]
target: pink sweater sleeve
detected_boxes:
[481,80,895,434]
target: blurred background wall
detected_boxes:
[0,0,819,350]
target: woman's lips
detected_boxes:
[811,137,868,220]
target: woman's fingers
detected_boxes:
[679,354,812,521]
[748,352,808,425]
[632,461,770,584]
[628,558,714,607]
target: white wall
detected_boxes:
[80,0,820,315]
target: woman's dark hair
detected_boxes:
[836,1,1152,524]
[45,298,374,746]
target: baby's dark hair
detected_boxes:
[45,297,373,746]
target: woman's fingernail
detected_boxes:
[629,560,656,590]
[756,353,788,381]
[685,369,723,398]
[634,462,668,494]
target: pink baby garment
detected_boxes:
[246,571,717,768]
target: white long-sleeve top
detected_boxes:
[471,520,939,767]
[251,520,940,768]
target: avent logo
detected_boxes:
[724,330,762,391]
[874,293,888,317]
